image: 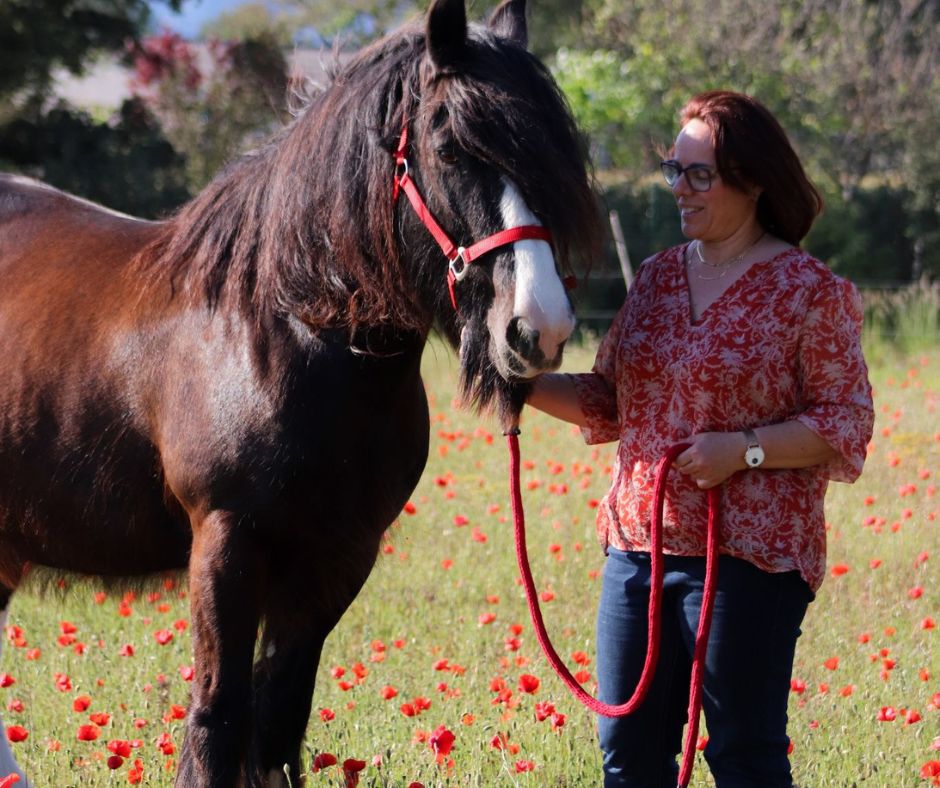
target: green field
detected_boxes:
[1,339,938,787]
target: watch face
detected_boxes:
[745,446,765,467]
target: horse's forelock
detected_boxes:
[432,33,602,273]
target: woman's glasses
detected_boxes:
[660,160,717,192]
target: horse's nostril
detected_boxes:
[506,316,541,361]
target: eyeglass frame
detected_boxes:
[660,159,719,192]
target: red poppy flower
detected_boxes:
[127,758,144,784]
[514,760,535,773]
[108,740,132,757]
[823,657,839,670]
[311,752,337,772]
[429,724,455,761]
[0,775,21,787]
[319,708,335,722]
[5,726,28,743]
[343,758,366,787]
[153,630,173,645]
[76,724,100,741]
[155,731,175,755]
[534,701,555,721]
[518,674,540,694]
[0,675,13,688]
[877,706,897,722]
[380,686,397,700]
[89,712,111,727]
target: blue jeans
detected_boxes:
[596,550,813,788]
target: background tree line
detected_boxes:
[1,0,937,293]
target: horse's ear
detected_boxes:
[426,0,468,71]
[487,0,528,48]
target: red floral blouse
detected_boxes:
[571,245,874,592]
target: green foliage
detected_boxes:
[130,32,289,192]
[551,0,940,284]
[0,98,189,218]
[0,0,181,107]
[200,2,296,48]
[862,281,940,361]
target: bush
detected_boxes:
[0,98,190,218]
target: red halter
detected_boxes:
[392,125,553,310]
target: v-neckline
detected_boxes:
[679,243,777,327]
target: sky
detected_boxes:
[149,0,248,38]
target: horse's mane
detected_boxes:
[136,21,600,333]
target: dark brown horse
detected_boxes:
[0,0,600,785]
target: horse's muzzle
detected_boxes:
[503,315,569,377]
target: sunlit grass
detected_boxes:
[1,340,937,786]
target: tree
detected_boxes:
[550,0,940,279]
[0,0,182,116]
[0,98,190,217]
[129,30,290,190]
[200,2,295,48]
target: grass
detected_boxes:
[1,339,938,787]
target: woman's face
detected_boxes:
[669,118,758,242]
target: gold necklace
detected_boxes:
[689,233,764,280]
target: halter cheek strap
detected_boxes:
[392,124,553,311]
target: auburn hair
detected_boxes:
[679,90,823,245]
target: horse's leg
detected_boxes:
[175,513,265,788]
[248,538,382,787]
[0,586,30,787]
[249,624,328,786]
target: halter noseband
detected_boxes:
[392,124,553,311]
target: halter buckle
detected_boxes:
[448,247,469,281]
[394,157,409,181]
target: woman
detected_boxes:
[528,91,873,787]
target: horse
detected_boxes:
[0,0,601,784]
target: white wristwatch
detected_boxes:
[743,428,765,468]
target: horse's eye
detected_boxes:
[437,147,459,166]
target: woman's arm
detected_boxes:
[527,373,588,427]
[673,421,838,489]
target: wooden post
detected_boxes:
[609,209,633,290]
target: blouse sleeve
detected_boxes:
[568,300,629,445]
[794,275,874,482]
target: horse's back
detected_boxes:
[0,173,160,267]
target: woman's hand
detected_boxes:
[673,432,747,489]
[674,422,839,488]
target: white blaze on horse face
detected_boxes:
[0,609,30,787]
[500,178,575,365]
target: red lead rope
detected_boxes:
[507,435,721,787]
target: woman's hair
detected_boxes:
[679,90,823,245]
